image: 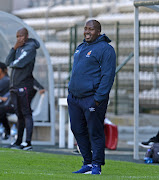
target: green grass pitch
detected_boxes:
[0,148,159,180]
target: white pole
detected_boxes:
[134,5,139,160]
[68,115,74,149]
[59,104,65,148]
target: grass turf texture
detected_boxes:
[0,148,159,180]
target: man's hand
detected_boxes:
[95,100,100,106]
[0,96,8,102]
[14,40,25,50]
[39,89,45,94]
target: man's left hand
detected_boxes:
[95,100,100,106]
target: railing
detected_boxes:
[114,52,134,114]
[115,52,134,74]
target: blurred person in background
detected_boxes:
[0,62,14,139]
[140,131,159,148]
[5,27,40,150]
[0,62,45,141]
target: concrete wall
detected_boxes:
[12,0,30,11]
[0,0,12,12]
[0,0,30,12]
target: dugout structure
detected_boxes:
[134,0,159,159]
[0,11,55,145]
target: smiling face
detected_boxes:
[84,20,101,43]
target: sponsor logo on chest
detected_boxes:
[86,50,92,57]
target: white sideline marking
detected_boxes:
[121,176,159,179]
[3,171,54,176]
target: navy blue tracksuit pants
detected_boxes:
[67,93,108,166]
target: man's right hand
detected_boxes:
[0,96,8,102]
[14,40,25,50]
[39,89,45,94]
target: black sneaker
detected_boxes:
[9,142,21,149]
[72,150,81,155]
[140,136,159,148]
[72,146,81,155]
[20,142,32,151]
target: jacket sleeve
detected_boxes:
[5,48,16,66]
[94,47,116,102]
[0,77,9,95]
[33,78,44,90]
[9,48,36,69]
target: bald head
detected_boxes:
[17,28,28,36]
[16,27,28,45]
[84,19,101,43]
[86,20,101,32]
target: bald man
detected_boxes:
[67,20,116,174]
[6,27,40,150]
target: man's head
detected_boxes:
[84,20,101,43]
[0,62,7,79]
[16,28,28,44]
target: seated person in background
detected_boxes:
[140,131,159,148]
[0,62,13,139]
[33,79,45,97]
[0,61,45,140]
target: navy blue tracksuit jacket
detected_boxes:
[68,34,116,102]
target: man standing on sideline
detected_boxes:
[5,28,40,150]
[67,20,116,175]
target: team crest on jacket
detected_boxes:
[86,50,92,57]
